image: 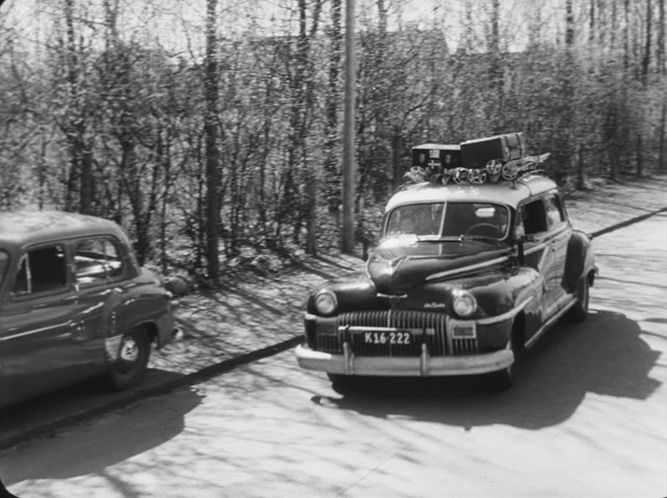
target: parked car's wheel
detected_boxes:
[109,327,151,390]
[569,275,590,323]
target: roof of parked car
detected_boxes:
[0,210,129,251]
[385,174,558,212]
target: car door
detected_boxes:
[0,243,94,405]
[71,235,130,363]
[517,197,561,323]
[543,193,571,311]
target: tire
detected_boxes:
[109,327,151,390]
[327,373,355,395]
[485,366,513,391]
[569,275,590,323]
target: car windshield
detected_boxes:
[385,202,510,240]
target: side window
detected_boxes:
[544,195,565,229]
[74,237,125,287]
[520,199,547,235]
[11,245,68,296]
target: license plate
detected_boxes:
[363,331,412,345]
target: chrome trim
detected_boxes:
[104,334,123,361]
[343,341,354,374]
[0,322,71,341]
[525,295,576,349]
[338,325,436,334]
[523,241,549,256]
[475,297,533,325]
[295,344,514,377]
[425,255,509,281]
[420,343,430,375]
[376,292,408,299]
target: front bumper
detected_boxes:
[295,343,513,377]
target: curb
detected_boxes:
[0,336,302,451]
[590,207,667,239]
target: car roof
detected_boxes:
[384,174,558,212]
[0,210,129,252]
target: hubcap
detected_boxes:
[119,337,139,363]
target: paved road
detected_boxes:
[0,215,665,497]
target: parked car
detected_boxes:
[0,210,177,408]
[296,170,596,390]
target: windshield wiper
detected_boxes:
[415,235,462,243]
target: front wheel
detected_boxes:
[484,366,513,391]
[327,373,357,395]
[109,327,151,390]
[569,276,590,323]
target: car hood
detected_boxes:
[367,238,511,294]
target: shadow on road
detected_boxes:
[0,382,203,488]
[0,368,202,450]
[311,310,662,430]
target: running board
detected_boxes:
[525,296,577,350]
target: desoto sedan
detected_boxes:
[296,173,596,389]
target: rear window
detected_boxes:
[74,237,125,287]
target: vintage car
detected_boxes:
[296,152,596,390]
[0,211,177,408]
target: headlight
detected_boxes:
[314,289,338,316]
[452,289,477,317]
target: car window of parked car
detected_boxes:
[74,237,125,287]
[544,194,565,229]
[11,245,67,296]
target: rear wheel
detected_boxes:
[109,327,151,390]
[569,275,590,323]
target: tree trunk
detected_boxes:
[323,0,342,214]
[642,0,653,84]
[659,101,666,171]
[659,0,666,74]
[636,133,643,177]
[204,0,221,279]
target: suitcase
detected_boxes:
[460,132,525,169]
[412,143,461,170]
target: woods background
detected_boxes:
[1,0,665,279]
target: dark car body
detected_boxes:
[295,175,596,389]
[0,211,176,407]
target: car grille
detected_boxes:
[314,310,479,357]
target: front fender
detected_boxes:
[564,230,595,291]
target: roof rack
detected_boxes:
[405,133,550,187]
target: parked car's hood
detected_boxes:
[367,236,511,294]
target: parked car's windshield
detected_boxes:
[385,202,510,240]
[0,250,8,286]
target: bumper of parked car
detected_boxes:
[295,343,513,377]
